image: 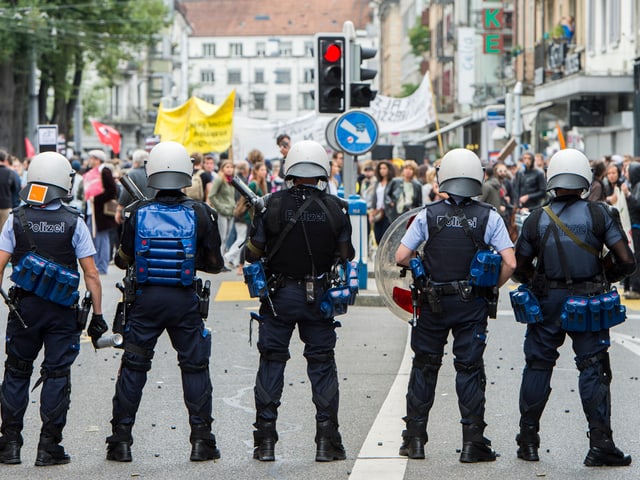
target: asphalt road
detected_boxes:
[0,265,638,480]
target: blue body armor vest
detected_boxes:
[135,203,197,286]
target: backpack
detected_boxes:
[184,170,205,201]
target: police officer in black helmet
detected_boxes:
[106,141,224,462]
[0,152,105,466]
[244,140,355,462]
[395,148,516,463]
[513,148,635,467]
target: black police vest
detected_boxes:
[423,200,491,282]
[12,205,79,269]
[265,190,344,278]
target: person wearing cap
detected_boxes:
[512,148,635,467]
[395,148,516,463]
[82,149,118,274]
[105,141,224,463]
[0,151,105,466]
[243,140,355,463]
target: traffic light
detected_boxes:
[315,34,347,114]
[350,42,377,108]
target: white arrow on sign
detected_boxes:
[340,119,372,144]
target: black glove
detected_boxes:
[87,314,108,348]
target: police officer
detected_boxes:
[0,152,105,466]
[106,141,224,462]
[512,148,635,466]
[244,140,355,462]
[395,148,516,463]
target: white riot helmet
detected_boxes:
[20,151,74,205]
[145,141,193,190]
[437,148,484,197]
[283,140,330,180]
[546,148,592,192]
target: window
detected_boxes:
[303,68,314,84]
[201,94,215,104]
[600,0,607,53]
[304,41,314,56]
[274,69,291,84]
[256,42,266,56]
[276,94,291,111]
[230,42,243,57]
[235,94,243,109]
[300,91,314,110]
[228,69,242,84]
[252,92,266,110]
[200,70,215,84]
[202,43,216,57]
[609,0,620,47]
[254,69,265,84]
[279,41,293,56]
[587,0,596,53]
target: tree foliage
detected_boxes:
[408,17,430,58]
[0,0,167,156]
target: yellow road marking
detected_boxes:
[214,281,253,302]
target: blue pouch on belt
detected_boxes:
[320,286,351,319]
[562,288,626,332]
[243,262,269,298]
[11,252,80,307]
[469,250,501,287]
[509,285,542,324]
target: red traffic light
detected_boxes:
[323,43,342,63]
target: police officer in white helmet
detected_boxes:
[512,148,635,467]
[106,141,224,462]
[244,140,355,462]
[0,152,105,466]
[395,148,516,463]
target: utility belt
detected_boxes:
[561,288,626,332]
[430,280,474,296]
[531,272,607,297]
[10,252,80,307]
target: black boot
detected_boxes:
[315,420,346,462]
[106,424,133,462]
[190,424,220,462]
[35,433,70,467]
[0,431,22,465]
[516,423,540,461]
[398,419,427,459]
[584,428,631,467]
[459,423,497,463]
[253,420,277,462]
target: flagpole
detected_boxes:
[428,74,444,157]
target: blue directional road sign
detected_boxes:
[334,110,378,156]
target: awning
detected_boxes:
[521,101,553,130]
[417,115,473,142]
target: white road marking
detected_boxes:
[349,324,411,479]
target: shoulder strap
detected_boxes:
[16,208,37,252]
[542,205,599,257]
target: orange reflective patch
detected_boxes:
[26,184,48,204]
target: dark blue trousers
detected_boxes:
[407,294,489,426]
[1,296,80,441]
[254,282,339,424]
[519,288,612,431]
[110,286,212,429]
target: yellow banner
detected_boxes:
[154,91,235,153]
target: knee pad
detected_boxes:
[260,350,290,363]
[454,359,484,374]
[4,354,33,379]
[576,351,611,385]
[122,342,154,372]
[525,358,555,371]
[179,362,209,373]
[304,350,335,364]
[413,353,442,374]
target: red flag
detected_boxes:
[90,119,121,154]
[24,137,36,158]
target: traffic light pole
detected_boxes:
[343,153,356,198]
